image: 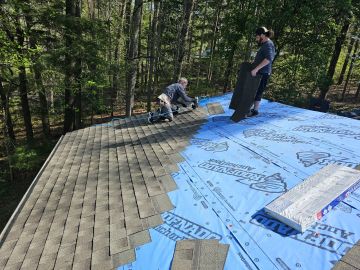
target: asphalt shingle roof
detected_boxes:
[0,108,207,270]
[1,103,360,270]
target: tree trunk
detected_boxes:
[173,0,196,81]
[124,0,132,53]
[125,0,143,116]
[64,64,75,133]
[137,9,143,91]
[111,0,126,117]
[64,0,82,133]
[207,1,223,84]
[87,0,96,19]
[154,0,164,90]
[338,36,355,85]
[196,2,208,87]
[74,0,82,129]
[341,39,359,100]
[186,0,197,64]
[34,64,51,137]
[123,0,133,113]
[15,21,33,142]
[0,77,15,141]
[319,20,350,100]
[64,0,75,132]
[147,0,160,111]
[74,58,82,129]
[0,76,14,181]
[355,81,360,99]
[0,91,14,182]
[24,7,51,137]
[244,32,253,62]
[223,44,236,93]
[18,65,33,142]
[28,41,51,137]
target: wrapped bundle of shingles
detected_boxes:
[265,164,360,232]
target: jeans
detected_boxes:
[255,73,270,101]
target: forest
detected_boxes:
[0,0,359,229]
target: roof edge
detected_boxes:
[0,135,64,247]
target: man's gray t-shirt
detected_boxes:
[164,83,193,103]
[254,40,275,75]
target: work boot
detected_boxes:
[173,105,180,115]
[247,109,259,117]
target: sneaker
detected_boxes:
[247,109,259,117]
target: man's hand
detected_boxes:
[251,69,258,77]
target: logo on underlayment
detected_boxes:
[250,215,354,255]
[213,187,236,211]
[317,114,343,120]
[198,159,287,193]
[296,151,357,168]
[191,138,229,152]
[154,212,222,242]
[243,129,308,144]
[337,203,352,214]
[293,125,360,140]
[351,192,360,201]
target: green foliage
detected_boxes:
[0,0,359,138]
[9,143,54,171]
[10,146,39,170]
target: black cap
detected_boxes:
[255,27,269,36]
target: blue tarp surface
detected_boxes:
[119,94,360,270]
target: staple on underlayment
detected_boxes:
[264,164,360,232]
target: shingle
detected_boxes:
[171,239,229,270]
[72,257,91,270]
[0,109,208,270]
[20,254,42,269]
[57,243,76,258]
[53,255,74,270]
[0,240,17,254]
[110,237,130,255]
[333,261,358,270]
[342,246,360,269]
[128,230,151,248]
[26,243,44,258]
[158,174,178,192]
[3,261,23,270]
[111,249,136,268]
[38,252,58,269]
[5,243,29,266]
[151,194,174,213]
[93,232,110,252]
[91,247,111,266]
[0,256,8,268]
[206,102,225,115]
[168,153,185,163]
[142,214,164,229]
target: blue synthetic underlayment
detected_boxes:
[118,94,360,270]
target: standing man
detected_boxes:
[151,78,197,122]
[249,27,276,116]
